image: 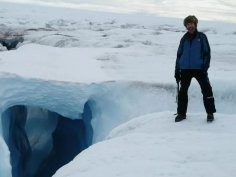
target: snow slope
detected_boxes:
[0,44,110,83]
[54,112,236,177]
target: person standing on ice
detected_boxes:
[174,15,216,122]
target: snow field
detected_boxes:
[0,1,236,177]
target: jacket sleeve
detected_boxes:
[175,36,184,70]
[202,34,211,71]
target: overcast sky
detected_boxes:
[0,0,236,23]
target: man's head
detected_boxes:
[184,15,198,35]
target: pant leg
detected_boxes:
[195,71,216,114]
[177,71,192,114]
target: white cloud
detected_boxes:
[0,0,236,23]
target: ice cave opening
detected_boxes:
[1,102,93,177]
[0,36,24,50]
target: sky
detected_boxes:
[0,0,236,23]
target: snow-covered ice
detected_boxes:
[0,1,236,177]
[54,112,236,177]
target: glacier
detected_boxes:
[0,73,178,177]
[1,71,236,177]
[1,1,236,177]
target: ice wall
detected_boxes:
[2,104,89,177]
[0,136,11,177]
[0,73,177,142]
[7,105,31,177]
[34,114,87,177]
[0,73,177,176]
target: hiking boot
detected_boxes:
[207,113,214,122]
[175,114,186,122]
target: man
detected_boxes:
[174,15,216,122]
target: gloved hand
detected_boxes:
[175,69,181,83]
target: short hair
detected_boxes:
[184,15,198,26]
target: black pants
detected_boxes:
[177,69,216,114]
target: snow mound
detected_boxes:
[54,111,236,177]
[0,44,110,83]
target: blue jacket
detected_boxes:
[175,31,211,71]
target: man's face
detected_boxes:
[186,22,196,34]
